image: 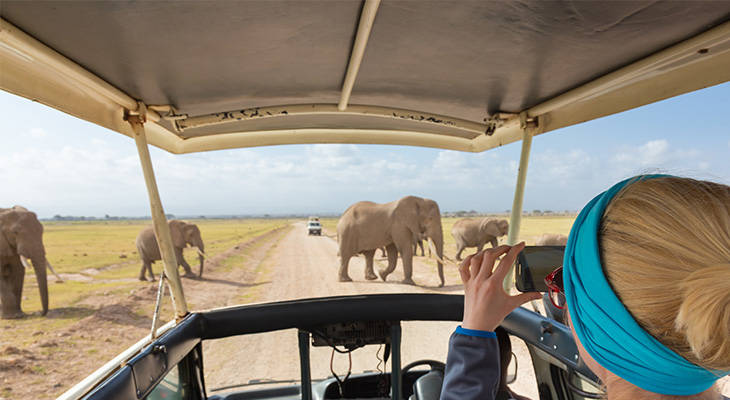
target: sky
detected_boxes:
[1,82,729,219]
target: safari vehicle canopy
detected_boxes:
[2,1,730,399]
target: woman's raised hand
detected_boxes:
[460,242,542,332]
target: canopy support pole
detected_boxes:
[338,0,380,111]
[503,113,537,292]
[126,104,189,321]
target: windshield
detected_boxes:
[2,84,730,398]
[2,80,730,398]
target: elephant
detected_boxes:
[451,217,509,261]
[337,196,445,287]
[379,233,428,258]
[0,206,49,319]
[413,232,427,257]
[535,233,568,246]
[135,220,205,281]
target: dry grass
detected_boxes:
[6,219,290,334]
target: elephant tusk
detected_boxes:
[427,237,452,265]
[46,259,64,283]
[197,249,209,258]
[21,256,64,283]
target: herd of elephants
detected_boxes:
[0,196,567,320]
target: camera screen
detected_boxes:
[515,246,565,292]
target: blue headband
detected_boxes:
[563,175,729,395]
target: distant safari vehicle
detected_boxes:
[1,1,728,399]
[307,220,322,236]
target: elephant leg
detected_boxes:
[477,244,484,253]
[378,244,398,281]
[362,250,377,280]
[400,244,416,286]
[339,256,353,282]
[139,261,154,281]
[455,245,464,261]
[176,248,195,278]
[1,262,25,319]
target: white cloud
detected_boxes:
[611,139,703,177]
[1,134,724,218]
[531,149,597,185]
[0,144,148,217]
[24,128,49,141]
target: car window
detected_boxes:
[146,364,186,400]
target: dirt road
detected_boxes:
[204,221,461,393]
[202,221,538,398]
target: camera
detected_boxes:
[514,246,565,293]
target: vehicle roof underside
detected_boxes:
[1,1,730,153]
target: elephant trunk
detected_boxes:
[30,256,49,316]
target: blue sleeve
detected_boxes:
[440,328,501,400]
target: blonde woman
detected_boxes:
[441,175,730,399]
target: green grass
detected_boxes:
[43,220,150,275]
[319,217,338,234]
[5,219,290,336]
[441,215,574,247]
[40,219,289,278]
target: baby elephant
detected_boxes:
[535,233,568,246]
[452,218,509,261]
[136,220,205,281]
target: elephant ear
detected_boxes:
[0,211,20,249]
[168,220,186,248]
[499,220,510,235]
[481,218,503,238]
[0,213,13,254]
[394,196,422,235]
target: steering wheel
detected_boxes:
[402,359,446,375]
[401,359,446,400]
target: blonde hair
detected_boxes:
[600,177,730,378]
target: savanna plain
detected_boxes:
[7,216,725,399]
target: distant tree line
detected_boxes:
[42,213,344,221]
[442,210,576,218]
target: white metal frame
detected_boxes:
[504,113,538,290]
[338,0,381,111]
[176,104,487,135]
[127,109,189,320]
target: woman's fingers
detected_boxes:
[492,242,525,282]
[459,253,475,282]
[468,251,484,276]
[476,245,511,280]
[510,290,542,309]
[461,242,526,284]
